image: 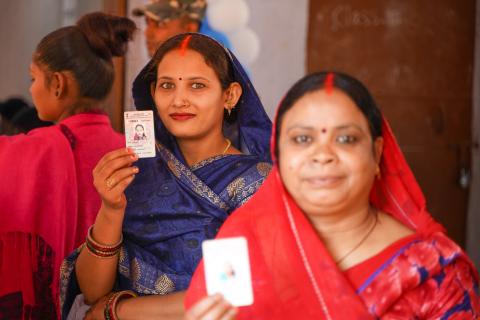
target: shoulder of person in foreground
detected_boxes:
[410,233,478,318]
[364,231,479,318]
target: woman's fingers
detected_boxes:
[108,173,136,196]
[219,307,238,320]
[94,148,136,176]
[92,148,139,210]
[99,174,136,210]
[103,166,138,191]
[93,154,138,193]
[186,295,220,319]
[186,295,236,320]
[199,299,232,320]
[95,153,138,183]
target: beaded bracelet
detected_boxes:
[85,225,122,258]
[104,290,137,320]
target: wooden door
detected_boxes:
[308,0,475,246]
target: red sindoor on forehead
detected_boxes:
[179,35,192,56]
[325,73,335,94]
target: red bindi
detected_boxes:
[179,35,192,56]
[321,128,327,134]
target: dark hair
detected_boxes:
[145,33,237,122]
[33,12,136,102]
[275,71,383,158]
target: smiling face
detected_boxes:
[152,48,228,140]
[278,88,383,216]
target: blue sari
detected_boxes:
[60,34,272,315]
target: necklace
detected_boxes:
[222,138,231,154]
[335,210,378,265]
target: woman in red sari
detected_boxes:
[0,12,135,319]
[185,71,479,319]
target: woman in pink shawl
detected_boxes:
[0,12,135,319]
[185,71,479,319]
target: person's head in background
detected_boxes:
[30,12,136,122]
[132,0,207,57]
[0,97,52,134]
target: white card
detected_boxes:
[124,111,155,158]
[202,237,254,307]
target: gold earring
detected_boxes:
[375,166,381,179]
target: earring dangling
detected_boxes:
[375,166,381,180]
[227,108,232,116]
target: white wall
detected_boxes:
[0,0,103,103]
[0,0,62,102]
[124,0,309,118]
[245,0,308,118]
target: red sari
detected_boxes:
[185,119,479,319]
[0,113,124,319]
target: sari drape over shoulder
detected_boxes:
[0,113,124,319]
[185,118,479,319]
[60,34,272,316]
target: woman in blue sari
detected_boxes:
[60,33,272,319]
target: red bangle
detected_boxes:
[84,242,119,258]
[105,290,137,320]
[84,225,123,259]
[87,225,123,252]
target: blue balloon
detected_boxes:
[199,17,250,75]
[199,16,232,50]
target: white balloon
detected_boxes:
[229,27,260,65]
[207,0,250,33]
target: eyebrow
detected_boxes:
[156,76,210,82]
[335,124,365,132]
[286,123,366,133]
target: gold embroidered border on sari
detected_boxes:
[156,142,230,211]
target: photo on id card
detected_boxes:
[202,237,253,307]
[124,110,155,158]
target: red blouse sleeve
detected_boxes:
[383,258,479,319]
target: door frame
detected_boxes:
[103,0,127,132]
[467,0,480,271]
